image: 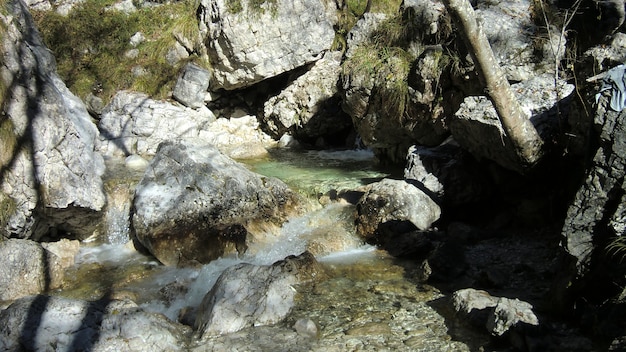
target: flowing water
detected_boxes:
[52,148,486,350]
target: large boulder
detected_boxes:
[0,295,190,351]
[262,51,353,146]
[355,178,441,243]
[97,91,275,159]
[0,0,106,240]
[132,141,297,267]
[194,252,324,337]
[450,74,574,173]
[197,0,337,90]
[0,238,79,301]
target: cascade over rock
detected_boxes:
[0,0,105,240]
[197,0,337,90]
[132,141,296,267]
[194,251,324,337]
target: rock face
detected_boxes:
[561,91,626,275]
[194,252,324,337]
[340,2,450,162]
[0,0,106,240]
[355,179,441,243]
[197,0,336,90]
[450,74,574,173]
[0,295,190,351]
[474,0,564,81]
[97,91,275,159]
[262,51,353,145]
[0,238,79,301]
[132,141,296,266]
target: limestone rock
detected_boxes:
[97,91,275,159]
[132,141,296,266]
[262,51,352,144]
[173,63,211,109]
[0,0,106,240]
[198,0,336,90]
[474,0,564,81]
[452,288,539,336]
[0,238,79,301]
[194,252,324,337]
[355,179,441,242]
[0,295,190,351]
[450,74,574,173]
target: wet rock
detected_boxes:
[132,141,296,266]
[1,0,106,240]
[173,63,211,109]
[197,0,336,90]
[452,288,539,336]
[355,179,441,243]
[450,74,574,173]
[194,252,324,337]
[262,51,352,145]
[0,295,191,351]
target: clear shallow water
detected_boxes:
[52,148,480,350]
[242,149,391,197]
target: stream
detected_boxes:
[51,148,488,351]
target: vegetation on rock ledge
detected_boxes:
[32,0,207,105]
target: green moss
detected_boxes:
[32,0,205,104]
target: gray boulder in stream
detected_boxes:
[132,141,296,267]
[194,251,325,337]
[0,295,190,351]
[355,178,441,243]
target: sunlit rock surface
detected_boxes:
[132,141,297,266]
[0,295,191,351]
[97,91,275,159]
[197,0,336,90]
[0,0,105,240]
[355,178,441,242]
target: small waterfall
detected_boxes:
[100,156,148,245]
[102,182,133,244]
